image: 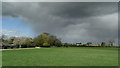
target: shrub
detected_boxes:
[43,42,50,47]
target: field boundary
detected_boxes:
[1,48,41,51]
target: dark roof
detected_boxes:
[76,43,82,44]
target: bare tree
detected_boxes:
[107,40,115,46]
[13,37,32,48]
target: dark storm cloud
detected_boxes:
[3,2,118,18]
[2,2,118,44]
[43,2,117,18]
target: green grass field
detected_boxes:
[2,47,118,66]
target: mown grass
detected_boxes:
[2,47,118,66]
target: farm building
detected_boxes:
[76,43,100,47]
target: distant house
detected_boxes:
[82,44,88,46]
[75,43,99,47]
[76,43,82,46]
[89,44,99,46]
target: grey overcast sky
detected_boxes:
[2,2,118,43]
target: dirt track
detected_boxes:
[1,47,40,50]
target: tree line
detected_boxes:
[1,33,62,48]
[0,33,117,48]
